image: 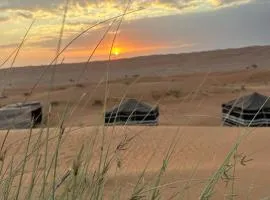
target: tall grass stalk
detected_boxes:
[15,127,33,200]
[0,2,266,200]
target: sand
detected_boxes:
[2,67,270,127]
[1,126,270,199]
[1,46,270,198]
[1,46,270,127]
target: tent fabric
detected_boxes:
[105,99,159,125]
[222,92,270,111]
[0,101,42,129]
[222,92,270,127]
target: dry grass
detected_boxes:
[0,1,268,200]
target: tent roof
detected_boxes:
[223,92,270,110]
[4,101,41,109]
[106,99,157,114]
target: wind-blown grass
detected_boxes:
[0,2,267,200]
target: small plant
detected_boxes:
[92,100,103,106]
[75,83,85,88]
[166,89,181,98]
[23,92,31,97]
[50,100,61,107]
[251,64,258,69]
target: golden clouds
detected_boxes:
[0,0,254,67]
[209,0,222,6]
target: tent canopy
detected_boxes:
[105,99,159,125]
[222,92,270,111]
[106,99,158,114]
[222,92,270,127]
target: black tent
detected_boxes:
[0,101,42,129]
[222,92,270,126]
[105,99,159,125]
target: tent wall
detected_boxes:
[0,107,33,129]
[222,106,270,126]
[105,113,159,124]
[104,99,159,126]
[222,114,270,127]
[0,102,42,129]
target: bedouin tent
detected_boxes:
[222,92,270,127]
[0,101,42,129]
[105,99,159,125]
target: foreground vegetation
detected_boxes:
[0,1,264,199]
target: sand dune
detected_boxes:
[1,126,270,199]
[1,45,270,89]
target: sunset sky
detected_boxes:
[0,0,270,67]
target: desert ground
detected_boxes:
[1,46,270,127]
[1,46,270,199]
[1,126,270,199]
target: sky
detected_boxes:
[0,0,270,67]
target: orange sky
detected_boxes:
[0,0,269,67]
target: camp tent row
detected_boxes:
[105,99,159,125]
[0,101,42,129]
[0,99,159,129]
[222,92,270,127]
[106,93,270,127]
[0,92,269,129]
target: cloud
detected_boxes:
[16,10,33,19]
[0,43,18,48]
[209,0,222,6]
[0,0,256,67]
[1,0,252,11]
[208,0,251,7]
[0,15,9,23]
[0,0,253,28]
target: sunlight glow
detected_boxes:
[112,47,121,56]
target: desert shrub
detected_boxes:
[75,83,85,88]
[92,99,103,106]
[251,64,258,69]
[50,100,61,107]
[132,74,140,78]
[56,86,67,91]
[23,92,31,97]
[241,85,246,91]
[166,89,182,98]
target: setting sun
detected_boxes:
[112,47,121,56]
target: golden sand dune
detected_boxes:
[1,126,270,199]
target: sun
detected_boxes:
[112,47,121,56]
